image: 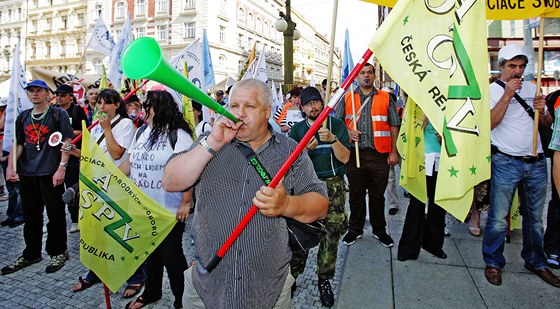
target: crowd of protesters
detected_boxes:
[1,49,560,308]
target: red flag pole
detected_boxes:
[203,48,374,272]
[103,284,112,309]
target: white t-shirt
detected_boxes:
[489,81,543,156]
[195,121,211,138]
[127,126,193,213]
[90,114,136,166]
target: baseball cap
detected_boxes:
[54,84,73,95]
[216,90,224,96]
[498,44,527,61]
[300,87,323,105]
[25,80,50,90]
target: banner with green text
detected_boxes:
[369,0,491,220]
[360,0,560,20]
[78,123,176,292]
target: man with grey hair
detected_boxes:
[163,78,328,308]
[483,44,559,287]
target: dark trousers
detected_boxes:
[64,157,80,223]
[347,148,390,235]
[2,151,23,221]
[397,173,446,259]
[20,175,67,259]
[544,158,560,256]
[141,222,187,308]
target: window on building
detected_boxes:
[185,0,196,8]
[45,42,51,56]
[238,8,245,24]
[77,39,83,53]
[238,34,243,49]
[78,13,85,26]
[17,8,21,20]
[61,16,68,29]
[31,43,36,58]
[157,0,169,13]
[219,0,227,15]
[256,18,262,34]
[219,26,225,43]
[31,20,37,32]
[248,13,254,30]
[185,22,195,38]
[60,40,66,56]
[136,0,146,16]
[95,4,103,21]
[116,2,126,18]
[8,9,11,22]
[510,20,516,37]
[219,55,226,71]
[248,37,253,50]
[264,21,269,37]
[157,25,168,41]
[135,27,146,38]
[93,58,103,75]
[46,18,52,31]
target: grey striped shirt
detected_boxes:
[182,130,327,308]
[335,88,401,151]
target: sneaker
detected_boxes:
[8,219,24,228]
[62,187,76,205]
[342,231,363,245]
[1,256,42,275]
[69,223,79,233]
[546,254,560,269]
[0,219,14,227]
[373,232,394,248]
[318,278,334,307]
[45,251,69,273]
[388,207,399,215]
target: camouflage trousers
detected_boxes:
[290,176,348,280]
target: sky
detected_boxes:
[291,0,380,63]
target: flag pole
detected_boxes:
[323,0,339,129]
[532,19,545,156]
[350,83,361,168]
[103,284,112,309]
[202,48,374,273]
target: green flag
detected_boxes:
[78,122,176,292]
[369,0,491,221]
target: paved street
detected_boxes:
[1,186,560,308]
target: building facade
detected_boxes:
[0,0,341,89]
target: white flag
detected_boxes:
[108,14,132,91]
[168,38,205,106]
[87,14,115,56]
[3,44,32,152]
[252,46,268,83]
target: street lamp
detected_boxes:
[275,0,300,85]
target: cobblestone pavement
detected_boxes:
[0,198,351,309]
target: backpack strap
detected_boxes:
[495,80,535,118]
[96,115,124,145]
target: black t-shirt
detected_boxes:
[63,103,88,149]
[16,107,74,177]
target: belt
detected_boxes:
[320,175,344,183]
[493,148,545,163]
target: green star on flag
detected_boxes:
[469,165,477,175]
[448,166,459,177]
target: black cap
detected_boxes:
[54,84,73,95]
[125,95,140,105]
[216,90,224,96]
[300,87,323,105]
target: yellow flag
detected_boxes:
[238,42,257,81]
[396,98,426,202]
[360,0,560,19]
[369,0,491,221]
[100,64,109,90]
[78,123,176,292]
[182,61,197,139]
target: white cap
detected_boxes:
[498,44,527,61]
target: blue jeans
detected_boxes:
[482,152,548,270]
[2,151,23,222]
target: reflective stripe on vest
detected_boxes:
[344,90,392,153]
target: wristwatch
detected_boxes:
[199,136,217,156]
[329,136,338,144]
